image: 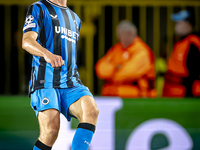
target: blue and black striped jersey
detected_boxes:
[23,0,83,95]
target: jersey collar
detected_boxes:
[45,0,68,9]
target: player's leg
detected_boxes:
[69,95,99,150]
[31,89,61,150]
[33,109,60,150]
[69,95,98,125]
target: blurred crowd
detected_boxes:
[2,7,199,98]
[95,10,200,98]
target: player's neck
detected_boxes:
[49,0,67,7]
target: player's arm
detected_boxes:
[22,31,64,68]
[112,49,151,83]
[95,47,116,79]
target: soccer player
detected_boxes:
[22,0,99,150]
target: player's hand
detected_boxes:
[43,51,65,68]
[116,64,122,70]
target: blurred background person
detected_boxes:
[162,10,200,97]
[95,20,156,98]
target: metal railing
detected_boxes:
[1,0,200,95]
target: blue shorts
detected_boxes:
[30,85,93,121]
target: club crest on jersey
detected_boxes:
[42,97,49,105]
[23,15,36,31]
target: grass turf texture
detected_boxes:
[0,96,200,149]
[0,96,79,150]
[115,98,200,150]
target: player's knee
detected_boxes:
[87,105,99,120]
[93,106,99,119]
[50,128,59,138]
[44,126,60,139]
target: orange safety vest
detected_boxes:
[95,36,156,98]
[163,35,200,97]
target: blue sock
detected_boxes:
[33,140,52,150]
[72,123,96,150]
[33,146,41,150]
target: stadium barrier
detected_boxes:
[1,2,200,95]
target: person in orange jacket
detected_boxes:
[95,21,156,98]
[162,10,200,97]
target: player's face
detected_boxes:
[175,21,192,36]
[119,30,135,49]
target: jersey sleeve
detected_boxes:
[23,4,43,34]
[79,20,82,33]
[74,13,82,33]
